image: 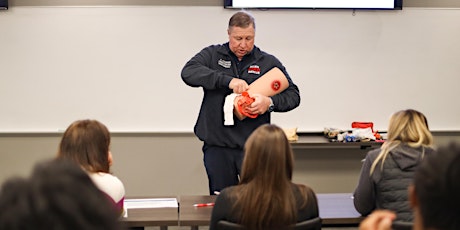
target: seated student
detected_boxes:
[209,124,319,230]
[353,109,435,221]
[359,142,460,230]
[0,159,123,230]
[57,119,125,216]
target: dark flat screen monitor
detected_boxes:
[0,0,8,10]
[224,0,402,10]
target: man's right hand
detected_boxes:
[229,78,249,94]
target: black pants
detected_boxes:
[203,143,244,195]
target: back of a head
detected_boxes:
[237,124,297,229]
[0,159,122,230]
[414,142,460,230]
[371,109,434,174]
[386,109,433,147]
[241,124,294,185]
[57,119,111,173]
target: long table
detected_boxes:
[316,193,363,225]
[179,193,362,229]
[179,195,216,229]
[121,193,362,229]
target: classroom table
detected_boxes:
[179,195,216,230]
[316,193,363,225]
[179,193,363,230]
[121,197,179,230]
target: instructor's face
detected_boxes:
[228,25,255,60]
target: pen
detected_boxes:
[193,202,215,207]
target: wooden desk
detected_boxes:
[179,193,363,229]
[121,197,179,230]
[179,195,216,230]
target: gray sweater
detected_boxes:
[353,144,435,221]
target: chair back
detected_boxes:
[217,217,322,230]
[216,220,245,230]
[391,221,413,230]
[293,217,322,230]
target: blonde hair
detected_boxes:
[370,109,433,174]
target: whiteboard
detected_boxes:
[0,6,459,132]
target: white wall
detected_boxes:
[1,6,460,132]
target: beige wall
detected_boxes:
[1,132,459,196]
[0,133,209,196]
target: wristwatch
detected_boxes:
[268,98,275,112]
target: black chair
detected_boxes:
[217,217,322,230]
[293,218,322,230]
[217,220,245,230]
[391,221,413,230]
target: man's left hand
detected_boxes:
[247,94,271,115]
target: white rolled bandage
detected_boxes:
[223,93,239,126]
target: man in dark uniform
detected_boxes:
[181,10,300,195]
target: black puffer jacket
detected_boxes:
[353,144,435,221]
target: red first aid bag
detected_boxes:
[352,122,374,132]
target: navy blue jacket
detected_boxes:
[181,43,300,148]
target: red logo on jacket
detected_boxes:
[247,65,260,74]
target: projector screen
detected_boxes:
[225,0,402,10]
[0,0,8,10]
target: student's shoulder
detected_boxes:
[216,186,239,203]
[292,183,316,197]
[425,146,437,155]
[219,186,237,197]
[89,173,125,191]
[89,172,121,181]
[366,148,382,161]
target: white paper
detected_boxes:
[124,198,178,209]
[123,198,178,218]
